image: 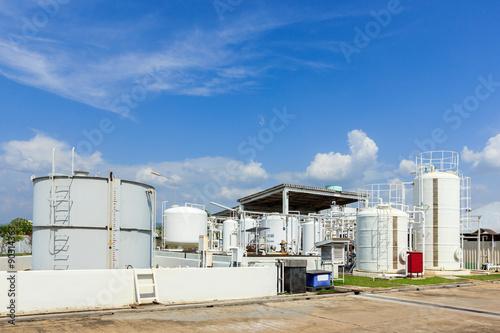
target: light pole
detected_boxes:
[151,171,177,205]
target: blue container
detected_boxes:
[306,270,331,287]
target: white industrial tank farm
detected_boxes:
[163,205,208,249]
[32,174,155,270]
[413,159,462,271]
[356,206,409,274]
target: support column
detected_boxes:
[282,189,289,215]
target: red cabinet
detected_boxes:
[407,251,423,278]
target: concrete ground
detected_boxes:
[2,282,500,332]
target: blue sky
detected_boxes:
[1,0,500,223]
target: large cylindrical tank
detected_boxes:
[302,218,323,254]
[413,171,461,270]
[164,205,208,249]
[32,175,154,270]
[356,206,408,274]
[261,214,299,253]
[222,219,239,252]
[261,214,286,251]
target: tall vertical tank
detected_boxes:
[240,217,256,247]
[222,219,239,252]
[302,218,323,254]
[32,174,154,270]
[286,217,299,254]
[413,151,461,270]
[356,206,408,274]
[164,205,208,249]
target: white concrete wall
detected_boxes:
[156,267,276,303]
[1,236,31,255]
[0,269,136,315]
[0,255,32,271]
[0,266,277,315]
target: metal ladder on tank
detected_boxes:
[133,268,160,304]
[376,208,390,273]
[50,176,72,270]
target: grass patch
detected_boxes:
[458,274,500,281]
[343,275,400,288]
[342,275,455,288]
[0,253,31,257]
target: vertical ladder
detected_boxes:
[376,208,390,272]
[133,268,159,304]
[51,177,72,270]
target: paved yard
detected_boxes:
[2,282,500,332]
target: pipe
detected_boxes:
[71,147,75,176]
[408,209,425,275]
[478,215,481,271]
[52,147,56,176]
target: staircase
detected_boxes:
[376,208,390,272]
[50,177,72,270]
[133,269,159,304]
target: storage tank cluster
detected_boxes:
[355,150,468,275]
[32,173,155,270]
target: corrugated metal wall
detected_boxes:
[463,240,500,269]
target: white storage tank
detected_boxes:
[413,170,461,270]
[302,218,323,254]
[356,206,408,274]
[240,217,256,247]
[261,214,286,251]
[286,216,299,254]
[164,205,208,249]
[32,174,154,270]
[261,214,299,253]
[222,219,239,252]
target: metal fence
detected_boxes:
[463,240,500,269]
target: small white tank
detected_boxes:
[164,205,207,249]
[240,218,256,247]
[286,217,299,254]
[356,206,408,274]
[222,219,239,252]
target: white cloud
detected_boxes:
[395,159,416,176]
[304,129,378,183]
[217,187,263,201]
[0,4,350,115]
[0,133,102,173]
[0,133,271,220]
[462,134,500,173]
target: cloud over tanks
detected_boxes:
[0,133,270,219]
[462,133,500,173]
[303,129,379,183]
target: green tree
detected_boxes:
[0,218,32,255]
[155,224,163,247]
